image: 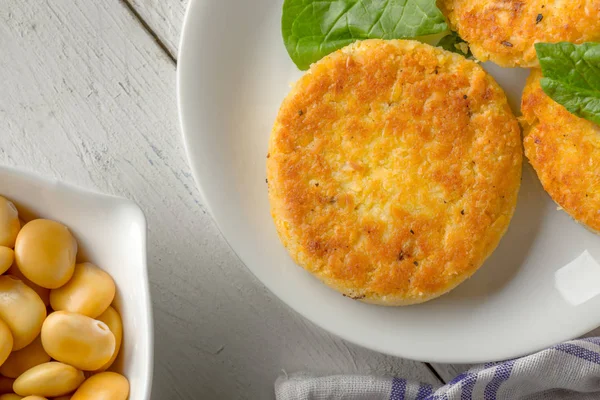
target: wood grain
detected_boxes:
[0,0,442,398]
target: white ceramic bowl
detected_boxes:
[0,166,153,399]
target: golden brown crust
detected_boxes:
[267,40,522,305]
[438,0,600,67]
[522,69,600,232]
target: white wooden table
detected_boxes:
[0,0,480,397]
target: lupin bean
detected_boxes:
[14,220,77,289]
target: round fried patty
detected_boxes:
[267,40,522,305]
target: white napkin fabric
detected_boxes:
[275,337,600,399]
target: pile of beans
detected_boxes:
[0,196,128,400]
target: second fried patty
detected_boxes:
[438,0,600,67]
[522,69,600,233]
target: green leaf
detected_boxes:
[541,78,600,126]
[535,42,600,125]
[282,0,448,70]
[437,31,471,58]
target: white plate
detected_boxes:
[0,166,153,399]
[177,0,600,363]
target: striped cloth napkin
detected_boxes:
[275,337,600,399]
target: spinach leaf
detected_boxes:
[535,42,600,125]
[282,0,448,70]
[540,78,600,125]
[437,31,471,58]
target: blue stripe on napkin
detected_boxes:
[415,382,433,399]
[483,360,515,400]
[555,343,600,365]
[390,377,406,400]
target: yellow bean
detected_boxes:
[40,312,115,371]
[13,362,84,397]
[71,372,129,400]
[0,394,23,400]
[53,397,71,400]
[94,307,122,372]
[50,263,115,318]
[0,377,15,394]
[14,220,77,289]
[0,197,20,249]
[0,336,50,378]
[0,276,46,350]
[6,266,49,308]
[0,318,13,367]
[0,248,14,275]
[21,397,45,400]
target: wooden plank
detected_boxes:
[0,0,442,398]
